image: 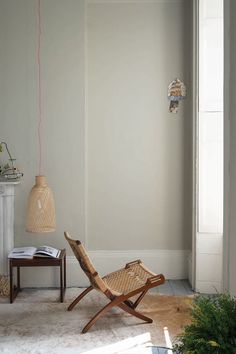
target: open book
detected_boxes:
[8,246,60,259]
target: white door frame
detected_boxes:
[223,0,230,292]
[191,0,199,290]
[192,0,224,293]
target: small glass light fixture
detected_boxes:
[26,176,55,233]
[26,0,56,233]
[0,141,23,180]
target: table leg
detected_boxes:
[64,254,66,291]
[60,261,63,302]
[9,260,13,303]
[17,266,20,291]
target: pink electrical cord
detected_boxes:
[37,0,42,176]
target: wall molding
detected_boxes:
[187,251,193,288]
[191,0,199,292]
[20,249,190,288]
[223,0,230,293]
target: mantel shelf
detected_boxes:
[0,180,21,185]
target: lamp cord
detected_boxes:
[37,0,42,176]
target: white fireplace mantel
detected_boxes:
[0,181,20,276]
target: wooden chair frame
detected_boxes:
[64,232,165,333]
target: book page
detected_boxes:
[34,246,60,258]
[8,247,37,259]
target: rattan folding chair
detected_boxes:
[64,231,165,333]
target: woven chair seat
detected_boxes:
[103,262,155,295]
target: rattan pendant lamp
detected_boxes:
[26,0,56,233]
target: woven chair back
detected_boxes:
[64,232,108,292]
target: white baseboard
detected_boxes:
[19,249,190,288]
[195,233,223,294]
[187,250,223,294]
[195,281,222,294]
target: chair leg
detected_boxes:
[68,286,93,311]
[132,289,149,309]
[118,302,153,323]
[82,298,121,333]
[81,296,153,334]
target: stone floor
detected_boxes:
[150,279,194,296]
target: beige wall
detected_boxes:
[0,1,192,258]
[0,0,86,251]
[87,0,192,250]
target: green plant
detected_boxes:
[173,293,236,354]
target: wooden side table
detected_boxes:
[9,249,66,303]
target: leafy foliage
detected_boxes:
[173,293,236,354]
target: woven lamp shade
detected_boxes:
[26,175,56,233]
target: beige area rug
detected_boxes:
[0,288,192,354]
